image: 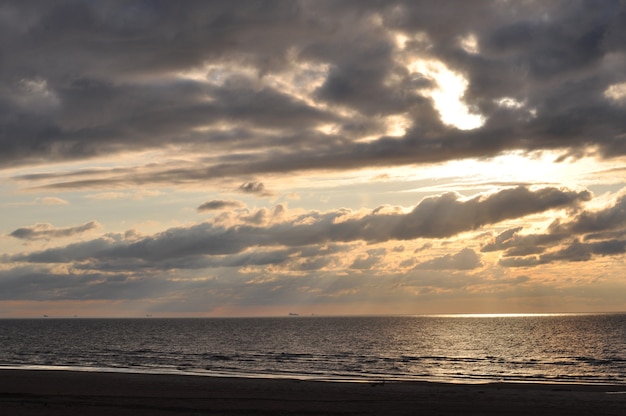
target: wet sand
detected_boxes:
[1,369,625,415]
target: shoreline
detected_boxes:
[2,364,625,387]
[1,369,625,415]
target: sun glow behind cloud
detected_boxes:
[390,151,603,193]
[408,59,485,130]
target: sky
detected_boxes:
[1,0,626,317]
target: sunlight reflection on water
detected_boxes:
[1,314,624,385]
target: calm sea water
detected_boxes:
[1,314,625,385]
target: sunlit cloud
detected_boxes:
[604,82,626,103]
[458,33,479,54]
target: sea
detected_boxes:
[1,314,625,385]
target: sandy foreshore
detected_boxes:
[0,369,625,415]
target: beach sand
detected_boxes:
[0,369,625,415]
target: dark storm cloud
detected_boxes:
[9,186,588,268]
[197,200,244,212]
[2,1,626,184]
[9,220,100,241]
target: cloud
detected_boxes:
[0,264,168,301]
[197,200,245,212]
[489,194,626,267]
[415,248,483,270]
[482,227,562,257]
[8,187,588,268]
[37,197,69,206]
[553,194,626,235]
[350,248,387,270]
[84,190,161,200]
[414,242,433,253]
[240,208,270,225]
[2,197,70,207]
[238,182,272,197]
[481,227,523,252]
[2,1,626,187]
[501,237,626,268]
[9,221,101,241]
[390,186,590,240]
